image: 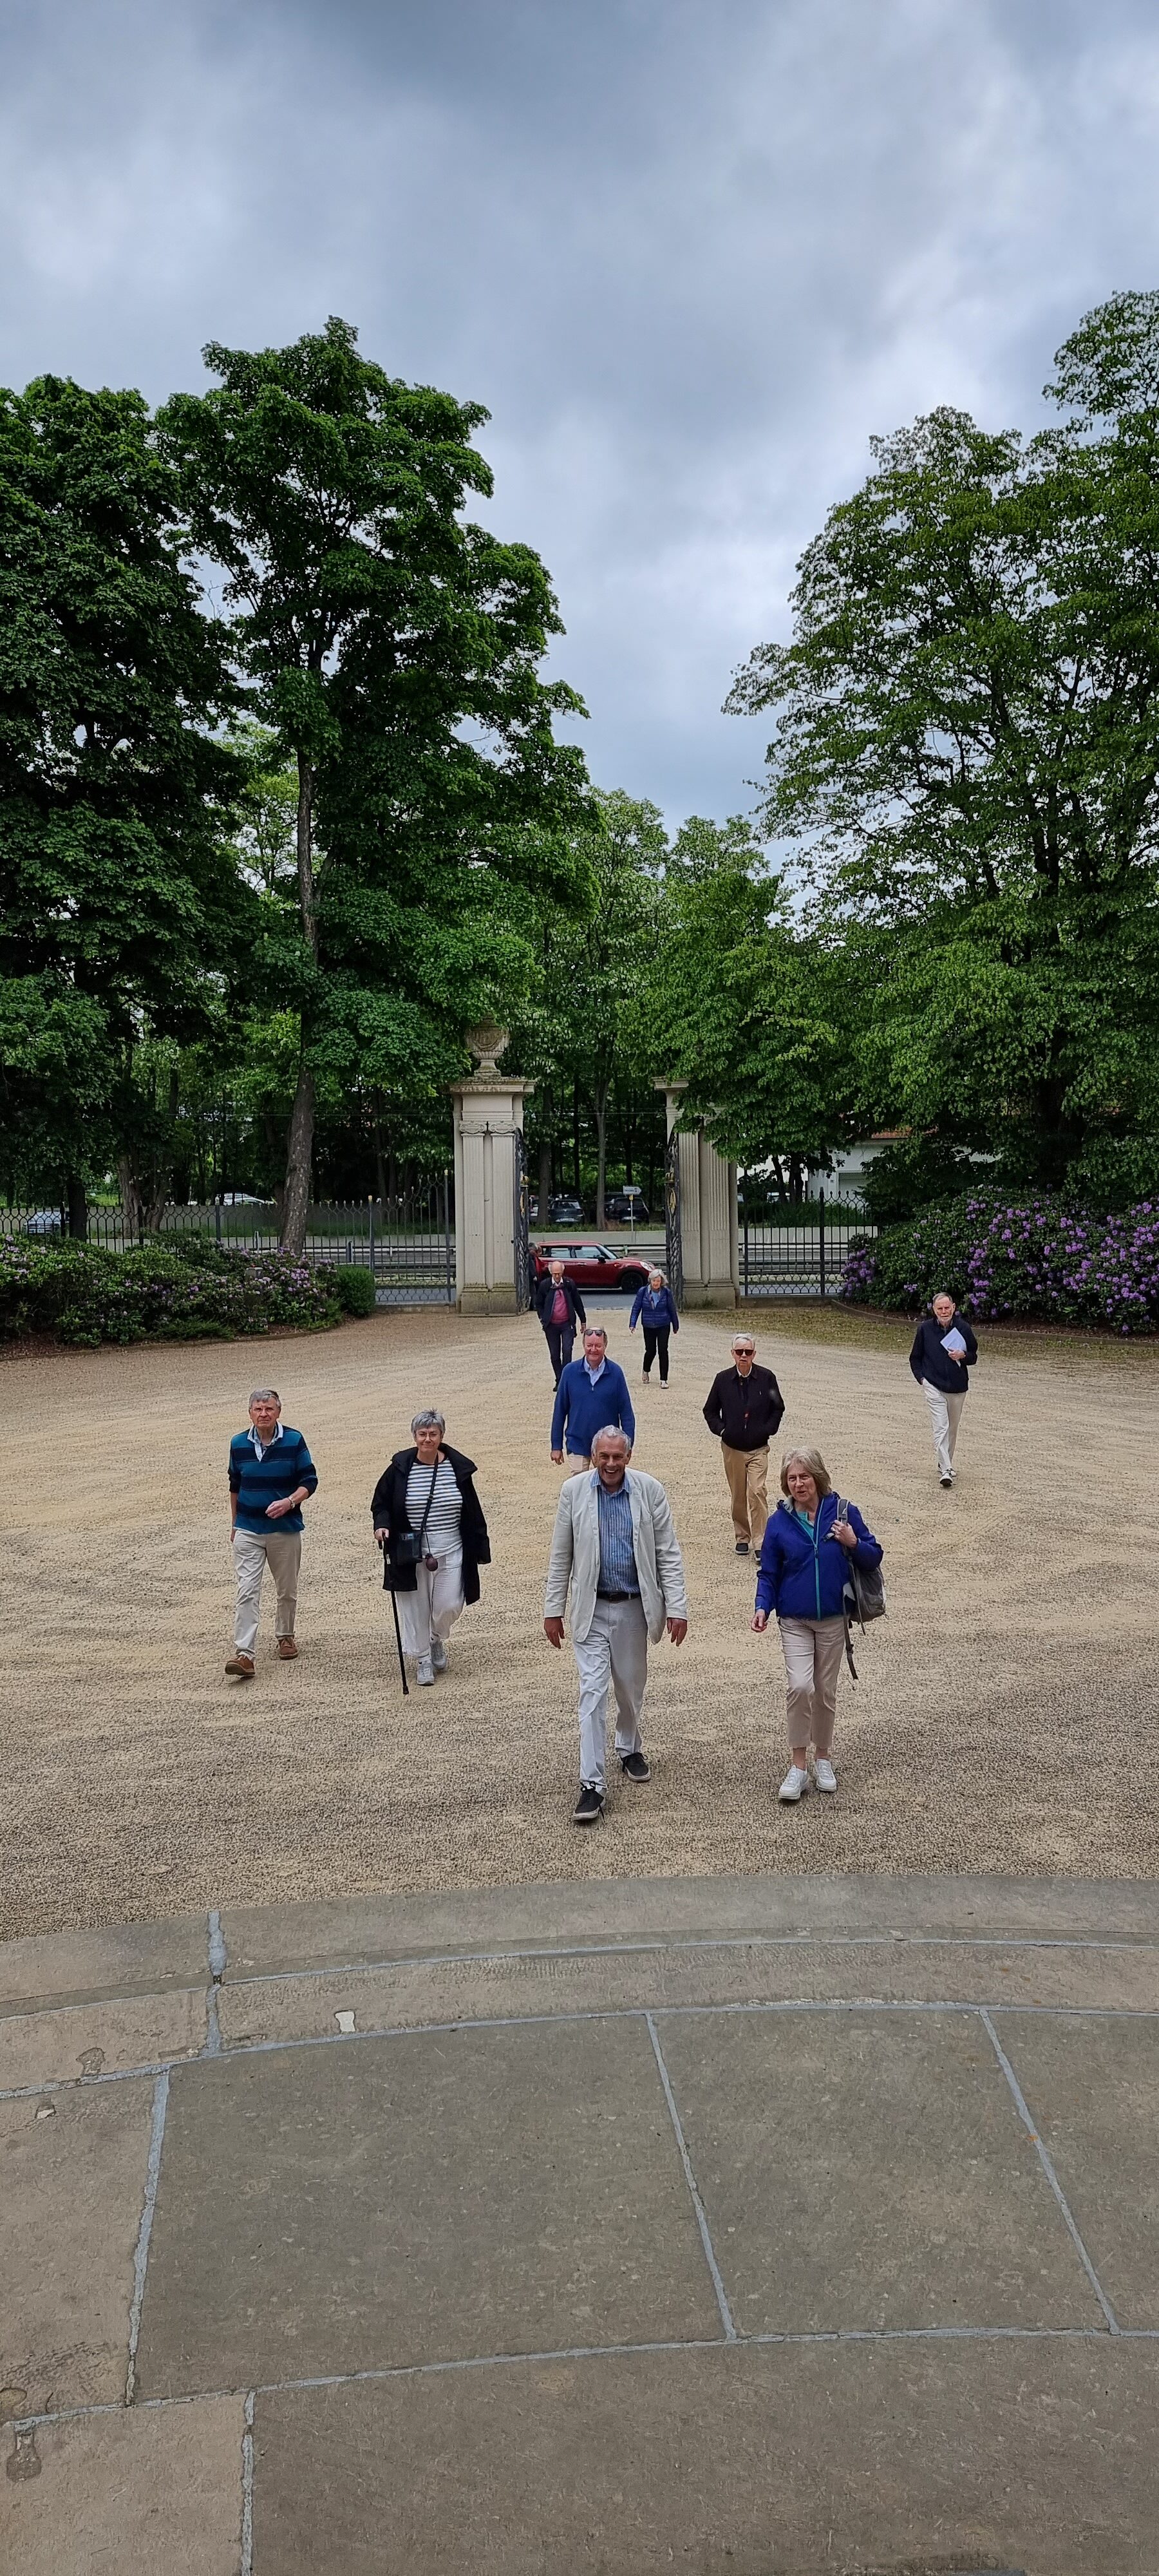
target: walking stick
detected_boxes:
[389,1582,410,1695]
[382,1551,410,1694]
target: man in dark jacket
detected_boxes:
[909,1292,978,1487]
[536,1258,587,1383]
[702,1332,785,1555]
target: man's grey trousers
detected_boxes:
[574,1595,648,1793]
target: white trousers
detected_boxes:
[778,1615,845,1755]
[921,1378,966,1481]
[573,1596,648,1792]
[233,1530,301,1653]
[397,1548,465,1659]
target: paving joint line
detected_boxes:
[201,1926,1159,1996]
[5,1926,1156,2031]
[240,2389,255,2576]
[14,2320,1159,2437]
[7,1992,1159,2105]
[124,2069,169,2406]
[645,2011,737,2340]
[979,2006,1121,2334]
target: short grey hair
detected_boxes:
[249,1387,280,1405]
[583,1323,608,1343]
[780,1446,832,1499]
[648,1267,664,1284]
[411,1407,446,1436]
[730,1332,755,1352]
[592,1425,632,1454]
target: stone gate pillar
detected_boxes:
[655,1079,739,1309]
[450,1024,533,1314]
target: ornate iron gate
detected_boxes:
[513,1128,535,1311]
[664,1128,683,1310]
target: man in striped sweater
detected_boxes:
[225,1388,318,1679]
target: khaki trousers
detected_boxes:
[778,1615,845,1755]
[232,1530,301,1654]
[921,1379,966,1481]
[721,1442,769,1546]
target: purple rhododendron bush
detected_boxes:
[0,1236,348,1345]
[841,1190,1159,1334]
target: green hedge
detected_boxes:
[332,1264,377,1318]
[0,1238,344,1346]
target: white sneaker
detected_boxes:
[416,1654,435,1687]
[431,1638,448,1672]
[778,1764,809,1804]
[813,1757,837,1794]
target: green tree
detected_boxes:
[162,318,591,1254]
[532,791,665,1226]
[728,296,1159,1197]
[0,374,249,1227]
[655,815,854,1190]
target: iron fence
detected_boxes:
[1,1185,457,1306]
[739,1191,876,1299]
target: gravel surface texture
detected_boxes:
[4,1302,1156,1937]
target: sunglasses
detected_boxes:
[735,1347,755,1356]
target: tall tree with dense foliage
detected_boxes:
[729,293,1159,1200]
[654,815,854,1189]
[0,374,248,1227]
[162,319,592,1253]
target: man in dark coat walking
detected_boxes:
[702,1332,785,1555]
[909,1292,978,1486]
[536,1257,587,1383]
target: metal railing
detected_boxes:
[1,1188,457,1305]
[739,1191,876,1298]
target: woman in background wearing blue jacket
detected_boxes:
[628,1267,679,1388]
[752,1446,882,1806]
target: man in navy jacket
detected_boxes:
[551,1326,636,1470]
[536,1258,587,1385]
[909,1292,978,1487]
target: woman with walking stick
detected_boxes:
[372,1409,491,1688]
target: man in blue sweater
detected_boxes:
[551,1326,636,1472]
[225,1388,318,1678]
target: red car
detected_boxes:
[532,1240,652,1293]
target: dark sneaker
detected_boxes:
[573,1785,604,1826]
[735,1540,749,1555]
[620,1749,651,1783]
[940,1475,954,1489]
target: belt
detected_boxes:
[596,1590,639,1602]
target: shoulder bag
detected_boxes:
[835,1497,885,1679]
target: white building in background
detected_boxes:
[803,1132,905,1203]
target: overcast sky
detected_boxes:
[4,0,1159,826]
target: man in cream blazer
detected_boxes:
[544,1426,688,1825]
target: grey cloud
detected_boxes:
[3,0,1159,823]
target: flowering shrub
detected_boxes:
[840,1191,1159,1334]
[0,1238,342,1345]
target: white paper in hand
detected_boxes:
[940,1329,966,1355]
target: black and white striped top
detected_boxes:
[405,1458,463,1554]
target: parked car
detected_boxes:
[603,1189,650,1224]
[548,1193,585,1226]
[21,1209,63,1238]
[532,1242,652,1293]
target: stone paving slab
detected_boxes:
[135,2016,721,2400]
[220,1871,1159,1976]
[251,2338,1159,2573]
[995,2013,1159,2331]
[214,1936,1159,2052]
[655,2007,1103,2334]
[1,2393,244,2575]
[0,1987,207,2093]
[0,1915,209,2011]
[1,2078,158,2417]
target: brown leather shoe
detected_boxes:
[277,1637,299,1660]
[225,1653,255,1678]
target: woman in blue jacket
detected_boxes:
[751,1446,882,1805]
[628,1267,679,1387]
